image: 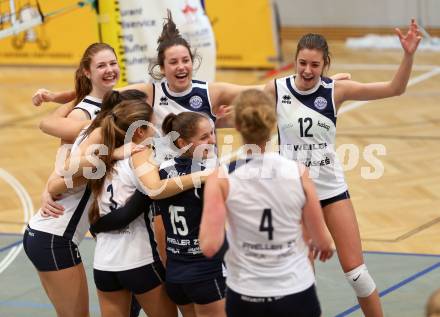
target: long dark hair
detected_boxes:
[88,100,153,224]
[149,10,200,80]
[83,89,147,138]
[295,33,331,73]
[162,111,209,148]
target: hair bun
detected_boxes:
[233,90,276,144]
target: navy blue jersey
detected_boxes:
[156,156,223,282]
[152,79,216,126]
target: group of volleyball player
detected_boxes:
[24,9,421,317]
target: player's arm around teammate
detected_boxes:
[32,88,77,107]
[23,43,121,317]
[35,43,120,219]
[77,99,177,317]
[50,125,209,200]
[43,91,148,198]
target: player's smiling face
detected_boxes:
[294,48,325,90]
[87,49,120,93]
[162,45,193,93]
[179,118,216,160]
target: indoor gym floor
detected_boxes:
[0,40,439,316]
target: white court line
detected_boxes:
[334,63,440,71]
[0,168,33,274]
[339,67,440,115]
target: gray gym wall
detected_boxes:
[274,0,440,28]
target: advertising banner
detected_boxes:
[100,0,216,84]
[205,0,279,68]
[0,1,99,65]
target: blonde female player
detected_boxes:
[264,19,422,316]
[199,89,333,317]
[23,43,120,317]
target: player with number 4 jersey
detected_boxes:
[200,90,333,317]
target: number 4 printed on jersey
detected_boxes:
[259,208,274,240]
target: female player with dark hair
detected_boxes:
[155,111,226,317]
[48,99,178,317]
[199,89,333,317]
[46,92,217,316]
[264,19,421,316]
[77,111,225,317]
[23,43,121,317]
[35,89,151,317]
[33,42,120,218]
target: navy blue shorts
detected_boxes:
[225,285,321,317]
[166,276,226,305]
[23,225,82,272]
[320,190,350,208]
[94,260,165,294]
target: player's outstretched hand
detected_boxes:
[395,18,422,55]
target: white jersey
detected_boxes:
[93,158,157,271]
[73,95,102,119]
[28,130,93,246]
[29,99,102,245]
[275,75,347,200]
[224,152,315,297]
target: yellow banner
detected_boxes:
[0,1,99,65]
[97,0,127,86]
[205,0,279,68]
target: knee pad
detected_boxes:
[344,264,376,298]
